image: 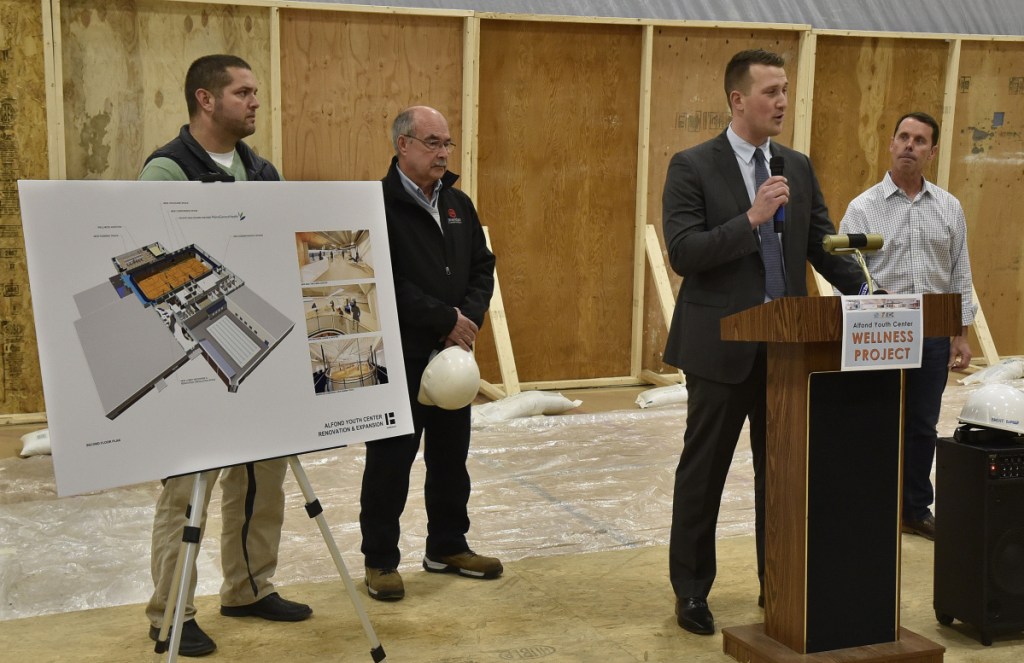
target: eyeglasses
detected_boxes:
[403,134,456,152]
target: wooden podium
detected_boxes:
[718,294,960,662]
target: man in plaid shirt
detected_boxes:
[839,111,974,541]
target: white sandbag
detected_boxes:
[959,357,1024,385]
[635,384,688,409]
[472,390,582,424]
[19,428,51,457]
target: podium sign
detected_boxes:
[841,294,923,371]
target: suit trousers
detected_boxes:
[360,357,472,569]
[902,337,951,522]
[146,459,286,627]
[670,346,767,599]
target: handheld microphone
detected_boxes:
[769,156,784,232]
[822,233,884,253]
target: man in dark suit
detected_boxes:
[662,49,864,636]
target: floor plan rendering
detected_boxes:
[73,242,294,419]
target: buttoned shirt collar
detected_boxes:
[727,124,772,204]
[727,124,771,164]
[396,163,443,229]
[881,171,934,202]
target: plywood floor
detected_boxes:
[2,380,1023,661]
[2,537,1021,662]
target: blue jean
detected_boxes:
[902,337,950,522]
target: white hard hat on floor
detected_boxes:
[958,383,1024,435]
[417,346,481,410]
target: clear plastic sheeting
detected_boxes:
[0,380,984,622]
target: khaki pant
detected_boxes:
[146,459,286,627]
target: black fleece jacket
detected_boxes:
[382,157,495,362]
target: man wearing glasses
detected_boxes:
[359,106,500,601]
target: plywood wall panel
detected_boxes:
[949,40,1024,355]
[477,20,641,382]
[16,2,1024,402]
[643,28,802,372]
[279,9,464,182]
[61,1,271,180]
[811,36,947,228]
[0,0,48,414]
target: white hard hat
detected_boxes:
[958,384,1024,435]
[417,347,481,410]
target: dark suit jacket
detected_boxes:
[662,130,863,383]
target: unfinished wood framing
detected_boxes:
[644,225,677,340]
[794,30,835,298]
[791,29,816,154]
[519,376,641,391]
[269,6,282,166]
[42,0,64,180]
[629,24,654,381]
[481,227,520,398]
[970,285,1001,366]
[3,2,1023,415]
[936,39,962,187]
[937,39,998,366]
[644,225,684,384]
[0,413,48,426]
[461,15,480,200]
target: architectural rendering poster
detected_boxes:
[19,180,412,496]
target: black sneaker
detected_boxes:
[148,619,216,657]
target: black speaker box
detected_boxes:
[934,432,1024,646]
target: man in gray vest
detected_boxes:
[142,54,310,657]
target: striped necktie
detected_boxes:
[753,148,786,299]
